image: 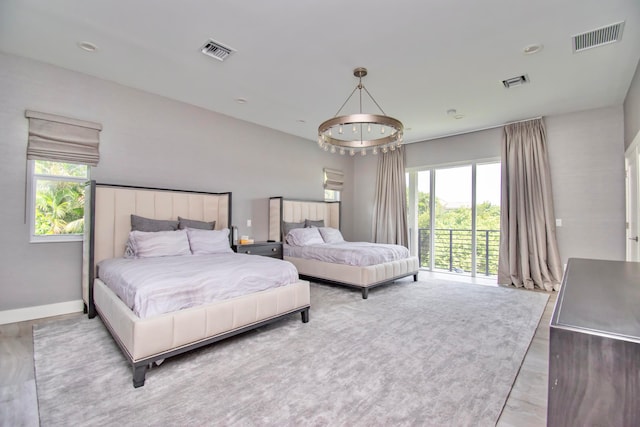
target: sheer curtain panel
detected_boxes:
[498,118,562,291]
[372,146,408,246]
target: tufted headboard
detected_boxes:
[269,196,341,242]
[82,181,231,316]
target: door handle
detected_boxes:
[630,236,639,242]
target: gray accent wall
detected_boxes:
[353,107,626,266]
[624,59,640,150]
[0,52,353,312]
[546,106,625,263]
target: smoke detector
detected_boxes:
[200,39,235,61]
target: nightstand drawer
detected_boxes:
[232,242,283,259]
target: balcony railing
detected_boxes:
[418,228,500,276]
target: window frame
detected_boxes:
[28,159,89,243]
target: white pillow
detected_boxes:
[286,227,324,246]
[126,229,191,258]
[186,227,233,255]
[318,227,345,244]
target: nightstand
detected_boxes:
[232,241,283,259]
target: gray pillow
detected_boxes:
[130,214,179,232]
[305,219,325,228]
[282,221,305,238]
[178,216,216,230]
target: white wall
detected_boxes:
[624,59,640,150]
[353,107,626,265]
[0,52,354,314]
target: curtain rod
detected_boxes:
[405,116,543,144]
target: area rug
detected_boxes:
[33,280,548,426]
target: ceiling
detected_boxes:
[1,0,639,145]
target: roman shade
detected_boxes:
[323,168,344,191]
[25,110,102,166]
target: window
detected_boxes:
[24,110,102,243]
[406,160,501,277]
[324,189,340,201]
[323,168,343,201]
[28,160,89,242]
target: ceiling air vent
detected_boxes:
[200,39,235,61]
[502,74,529,89]
[572,21,624,53]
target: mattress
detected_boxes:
[284,241,410,266]
[98,253,299,319]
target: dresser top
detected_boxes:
[552,258,640,342]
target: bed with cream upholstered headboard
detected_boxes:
[269,196,419,299]
[82,182,310,387]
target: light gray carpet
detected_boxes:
[34,280,548,426]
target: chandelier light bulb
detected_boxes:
[361,148,366,156]
[323,144,329,151]
[390,144,396,151]
[382,146,388,154]
[372,147,378,155]
[350,149,355,156]
[367,124,371,133]
[381,126,385,134]
[330,145,336,154]
[340,148,346,155]
[352,124,357,133]
[339,125,343,134]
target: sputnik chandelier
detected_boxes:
[318,67,404,156]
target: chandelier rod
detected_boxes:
[332,85,359,117]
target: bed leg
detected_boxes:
[133,365,147,388]
[362,288,369,299]
[413,274,418,282]
[301,308,310,323]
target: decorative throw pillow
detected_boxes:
[130,214,179,232]
[126,229,191,258]
[318,227,345,244]
[186,227,232,255]
[286,227,325,246]
[178,216,216,230]
[282,221,305,237]
[305,219,325,228]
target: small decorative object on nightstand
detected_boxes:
[232,241,283,259]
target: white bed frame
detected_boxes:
[82,182,310,387]
[269,197,419,299]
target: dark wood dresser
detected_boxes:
[548,258,640,426]
[232,241,283,259]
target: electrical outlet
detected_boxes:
[247,219,252,227]
[556,219,562,227]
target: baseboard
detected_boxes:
[0,300,84,325]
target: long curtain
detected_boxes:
[372,146,408,246]
[498,118,563,291]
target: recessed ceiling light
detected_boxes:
[297,119,306,124]
[523,44,543,55]
[235,98,247,104]
[77,41,98,52]
[447,109,464,119]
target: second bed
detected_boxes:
[269,197,419,298]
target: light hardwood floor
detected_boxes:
[0,274,555,426]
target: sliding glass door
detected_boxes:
[407,161,500,277]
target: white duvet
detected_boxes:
[284,241,410,266]
[97,254,299,319]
